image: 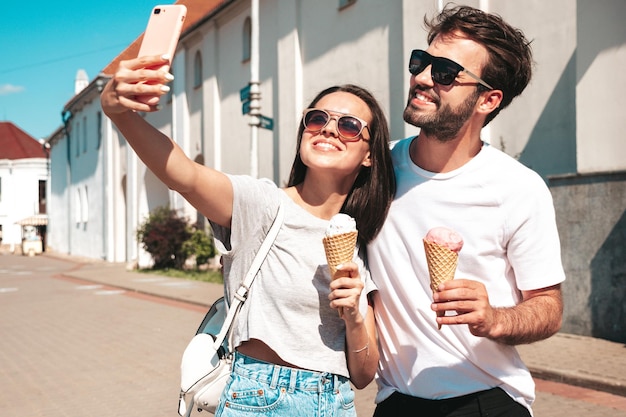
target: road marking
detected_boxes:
[94,290,126,296]
[76,285,103,290]
[36,267,60,272]
[0,287,18,293]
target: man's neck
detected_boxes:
[410,131,483,173]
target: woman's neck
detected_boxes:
[284,182,347,220]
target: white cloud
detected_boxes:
[0,84,25,96]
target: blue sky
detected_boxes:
[0,0,175,140]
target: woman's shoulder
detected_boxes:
[229,174,279,193]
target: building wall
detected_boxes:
[47,130,70,253]
[557,0,626,335]
[491,0,578,178]
[47,87,110,260]
[550,173,626,343]
[576,0,626,173]
[0,158,48,249]
[68,108,105,259]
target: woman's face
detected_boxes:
[299,91,372,180]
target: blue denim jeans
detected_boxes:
[215,351,356,417]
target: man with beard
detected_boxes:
[367,5,565,417]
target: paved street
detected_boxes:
[0,253,202,417]
[1,253,626,416]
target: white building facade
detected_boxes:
[0,157,48,251]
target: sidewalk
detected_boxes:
[50,253,626,398]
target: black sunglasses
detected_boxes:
[408,49,494,90]
[302,108,369,141]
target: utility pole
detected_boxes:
[248,0,260,178]
[240,0,273,177]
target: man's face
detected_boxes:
[403,34,489,141]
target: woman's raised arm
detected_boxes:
[100,54,233,227]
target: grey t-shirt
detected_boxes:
[210,175,375,378]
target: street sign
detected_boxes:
[259,115,274,131]
[240,84,251,102]
[242,100,251,115]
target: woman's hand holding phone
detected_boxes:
[135,5,186,105]
[102,4,185,113]
[101,55,173,115]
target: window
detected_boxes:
[39,180,46,214]
[82,116,87,153]
[194,51,203,88]
[242,17,251,62]
[75,121,80,157]
[75,186,88,225]
[96,111,102,150]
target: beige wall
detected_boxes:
[576,0,626,173]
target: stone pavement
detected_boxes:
[53,254,626,399]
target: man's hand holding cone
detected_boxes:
[423,227,464,329]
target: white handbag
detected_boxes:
[178,203,284,416]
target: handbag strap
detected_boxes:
[211,202,284,351]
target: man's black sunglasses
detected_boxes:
[408,49,494,90]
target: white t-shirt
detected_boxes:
[210,175,375,378]
[367,137,566,412]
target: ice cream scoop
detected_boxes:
[326,213,357,236]
[323,213,358,279]
[423,227,463,329]
[424,227,464,253]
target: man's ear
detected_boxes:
[478,89,503,115]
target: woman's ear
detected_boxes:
[361,151,372,168]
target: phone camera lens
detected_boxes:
[154,8,161,14]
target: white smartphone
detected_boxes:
[136,4,187,104]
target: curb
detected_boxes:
[528,366,626,397]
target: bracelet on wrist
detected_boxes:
[352,342,369,354]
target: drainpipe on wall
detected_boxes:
[95,78,107,261]
[62,110,73,254]
[41,141,51,252]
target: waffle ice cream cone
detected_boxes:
[423,227,464,330]
[423,239,459,292]
[323,231,358,278]
[323,214,358,279]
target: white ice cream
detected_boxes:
[326,213,357,236]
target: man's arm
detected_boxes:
[433,281,563,345]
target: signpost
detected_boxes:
[242,100,251,115]
[240,84,252,115]
[240,83,273,130]
[240,84,251,103]
[258,115,274,131]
